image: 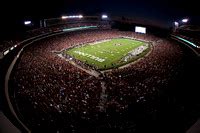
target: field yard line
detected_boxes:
[57,54,101,78]
[101,43,153,73]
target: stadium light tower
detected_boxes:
[24,21,31,25]
[173,21,179,32]
[78,15,83,18]
[182,18,189,23]
[102,14,108,19]
[174,21,179,27]
[61,15,83,19]
[61,16,68,19]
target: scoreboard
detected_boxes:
[135,26,146,34]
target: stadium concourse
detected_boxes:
[6,29,189,132]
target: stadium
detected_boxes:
[1,1,200,133]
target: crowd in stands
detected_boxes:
[0,22,110,56]
[26,22,110,38]
[10,29,184,132]
[173,27,200,48]
[172,32,200,54]
[173,33,200,45]
[0,40,19,53]
[105,39,183,111]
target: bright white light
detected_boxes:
[182,18,189,23]
[135,26,146,34]
[102,15,108,19]
[62,15,83,19]
[174,21,179,26]
[24,21,31,25]
[61,16,68,19]
[3,50,9,55]
[10,47,14,50]
[78,15,83,18]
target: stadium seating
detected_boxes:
[9,29,184,132]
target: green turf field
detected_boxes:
[66,38,149,70]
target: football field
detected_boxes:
[66,38,149,70]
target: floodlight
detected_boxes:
[174,21,179,26]
[62,15,83,19]
[182,18,189,23]
[78,15,83,18]
[10,47,14,50]
[24,21,31,25]
[61,16,68,19]
[102,15,108,19]
[3,50,9,55]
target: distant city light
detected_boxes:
[102,15,108,19]
[24,21,31,25]
[182,18,189,23]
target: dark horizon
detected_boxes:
[0,0,199,37]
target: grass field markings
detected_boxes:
[101,45,152,73]
[66,38,149,70]
[73,50,105,62]
[56,54,101,77]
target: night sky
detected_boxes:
[0,0,199,30]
